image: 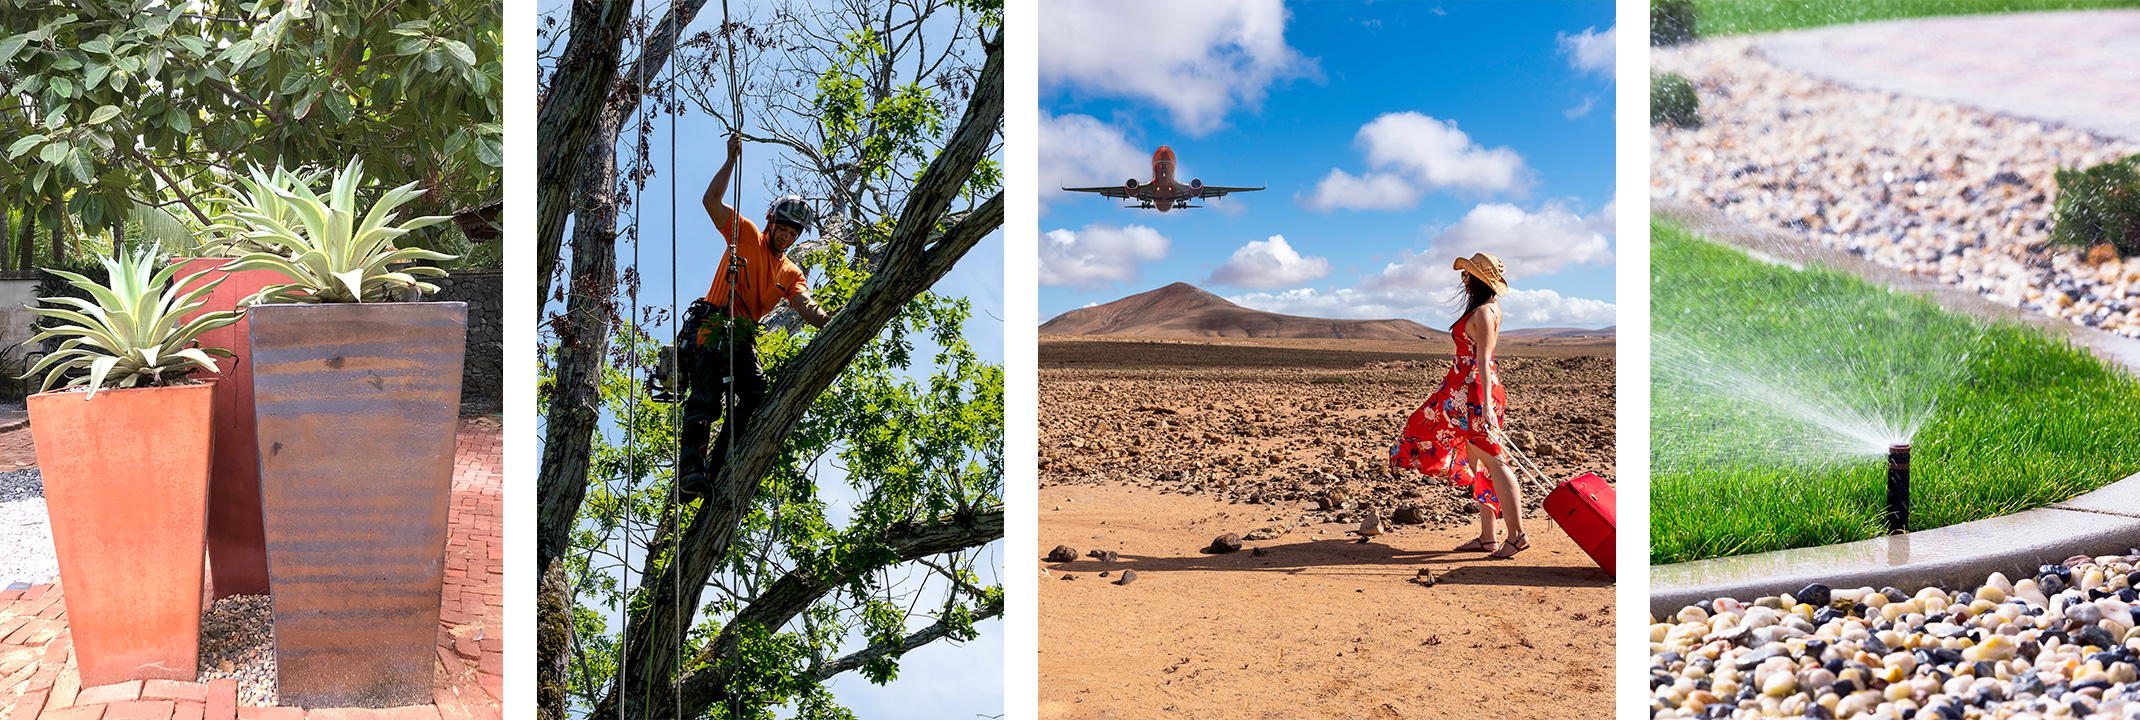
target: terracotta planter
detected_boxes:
[27,382,215,687]
[171,258,282,598]
[249,302,465,708]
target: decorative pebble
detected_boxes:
[1650,552,2140,719]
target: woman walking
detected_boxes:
[1389,252,1529,559]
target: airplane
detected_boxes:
[1062,145,1264,212]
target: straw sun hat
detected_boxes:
[1453,252,1510,295]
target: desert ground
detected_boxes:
[1038,335,1617,719]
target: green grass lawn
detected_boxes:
[1650,219,2140,565]
[1686,0,2140,36]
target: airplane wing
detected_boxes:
[1062,185,1135,200]
[1194,184,1265,199]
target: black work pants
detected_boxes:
[679,318,767,495]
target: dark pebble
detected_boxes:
[2078,625,2115,650]
[2013,673,2045,697]
[1881,587,1907,603]
[1047,545,1078,563]
[1115,569,1137,586]
[1206,534,1241,554]
[1797,582,1832,607]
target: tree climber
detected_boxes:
[676,132,834,501]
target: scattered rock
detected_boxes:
[1244,526,1285,541]
[1206,533,1242,554]
[1252,547,1270,557]
[1047,545,1078,563]
[1114,570,1137,586]
[1393,505,1429,525]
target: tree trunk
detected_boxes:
[47,195,61,267]
[14,200,31,271]
[535,0,632,315]
[535,560,573,720]
[533,108,621,720]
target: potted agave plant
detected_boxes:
[216,158,464,708]
[19,246,241,686]
[159,166,324,599]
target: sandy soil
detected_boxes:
[1038,336,1617,719]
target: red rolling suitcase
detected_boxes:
[1544,472,1615,576]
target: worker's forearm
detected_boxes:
[789,292,832,329]
[705,157,735,209]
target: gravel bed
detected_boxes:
[197,594,278,707]
[1649,551,2140,719]
[0,469,57,587]
[1652,37,2140,338]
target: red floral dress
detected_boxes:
[1389,306,1508,517]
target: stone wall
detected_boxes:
[0,272,40,396]
[429,270,502,414]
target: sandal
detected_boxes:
[1452,537,1499,552]
[1487,532,1530,559]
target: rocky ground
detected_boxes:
[1039,336,1617,531]
[197,593,277,706]
[1650,552,2140,719]
[0,470,57,588]
[1652,37,2140,338]
[1038,336,1618,719]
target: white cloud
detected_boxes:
[1301,112,1529,211]
[1038,224,1170,291]
[1362,202,1613,290]
[1224,285,1615,330]
[1039,111,1149,215]
[1206,235,1331,289]
[1559,26,1615,77]
[1563,95,1598,119]
[1039,0,1318,135]
[1301,169,1419,211]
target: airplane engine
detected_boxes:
[1191,178,1203,191]
[1124,178,1139,192]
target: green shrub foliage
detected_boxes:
[2050,154,2140,257]
[1652,72,1702,129]
[1652,0,1699,46]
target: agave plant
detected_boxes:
[192,164,329,257]
[19,246,242,399]
[219,158,458,303]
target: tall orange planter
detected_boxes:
[27,382,216,687]
[171,258,280,598]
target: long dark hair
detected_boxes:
[1459,272,1498,320]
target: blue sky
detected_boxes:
[536,0,1003,717]
[1039,0,1618,330]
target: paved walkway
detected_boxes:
[1759,10,2140,142]
[0,417,503,720]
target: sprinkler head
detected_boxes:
[1886,444,1911,535]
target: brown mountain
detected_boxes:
[1039,282,1443,340]
[1502,326,1617,338]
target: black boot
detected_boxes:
[678,419,712,502]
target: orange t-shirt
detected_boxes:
[701,215,807,320]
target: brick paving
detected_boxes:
[0,417,503,720]
[1758,10,2140,142]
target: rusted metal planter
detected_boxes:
[171,258,282,598]
[28,382,215,687]
[250,302,465,708]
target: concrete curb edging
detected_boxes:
[1649,469,2140,620]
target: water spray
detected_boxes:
[1886,444,1910,534]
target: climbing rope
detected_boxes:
[617,0,646,713]
[718,2,744,717]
